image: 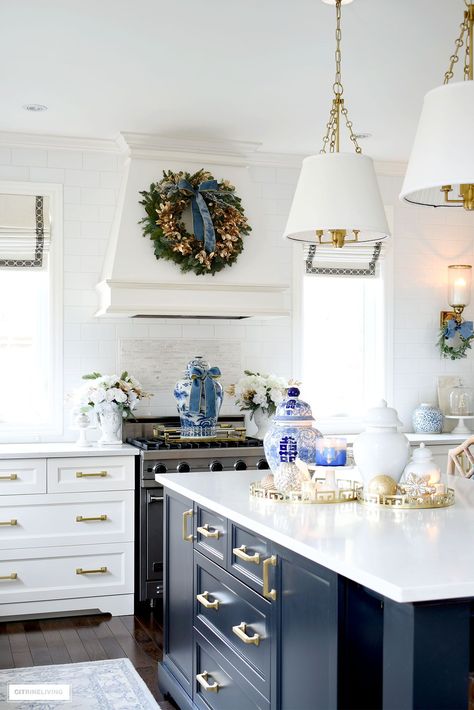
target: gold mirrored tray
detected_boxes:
[356,484,455,509]
[249,478,358,504]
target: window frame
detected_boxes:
[292,206,394,435]
[0,181,63,442]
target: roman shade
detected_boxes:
[0,194,50,268]
[304,241,383,277]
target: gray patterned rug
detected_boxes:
[0,658,160,709]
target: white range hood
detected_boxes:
[96,133,290,319]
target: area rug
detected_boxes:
[0,658,161,709]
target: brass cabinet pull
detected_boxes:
[196,591,219,610]
[76,515,107,522]
[0,474,17,481]
[76,566,108,575]
[75,471,107,478]
[0,573,17,580]
[233,545,260,565]
[196,671,220,693]
[0,519,17,526]
[197,523,220,539]
[262,555,277,601]
[182,509,193,542]
[232,622,261,646]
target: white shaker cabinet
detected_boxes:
[0,447,137,618]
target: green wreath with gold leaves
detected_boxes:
[139,169,251,276]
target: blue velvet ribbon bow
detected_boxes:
[174,178,219,253]
[445,319,474,340]
[189,365,221,418]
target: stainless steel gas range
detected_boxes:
[124,417,268,607]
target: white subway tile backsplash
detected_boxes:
[80,187,115,205]
[65,169,100,187]
[12,147,47,167]
[30,166,65,182]
[0,165,30,180]
[83,152,118,171]
[48,150,83,169]
[80,221,111,238]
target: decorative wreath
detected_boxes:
[437,318,474,360]
[139,169,251,276]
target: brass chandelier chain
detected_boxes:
[444,0,474,84]
[320,0,362,154]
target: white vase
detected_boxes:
[95,401,123,446]
[252,408,272,440]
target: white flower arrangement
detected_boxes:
[74,371,151,420]
[227,370,297,418]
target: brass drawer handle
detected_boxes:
[232,622,261,646]
[0,573,17,580]
[197,523,220,539]
[233,545,260,565]
[0,474,17,481]
[76,515,108,522]
[263,555,277,601]
[196,671,220,693]
[0,519,17,526]
[75,471,107,478]
[196,591,219,610]
[182,509,193,542]
[76,566,108,575]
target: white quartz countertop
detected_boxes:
[0,443,138,459]
[156,469,474,604]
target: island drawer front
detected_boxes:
[0,542,133,604]
[0,459,46,495]
[228,523,271,595]
[0,491,134,550]
[194,505,227,566]
[47,456,135,493]
[194,552,272,697]
[193,628,270,710]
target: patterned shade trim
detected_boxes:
[305,241,383,277]
[0,195,49,268]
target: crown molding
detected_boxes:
[0,130,408,174]
[0,131,118,153]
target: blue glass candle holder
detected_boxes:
[315,437,347,467]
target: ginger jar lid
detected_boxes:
[273,387,315,422]
[411,442,433,462]
[364,399,403,428]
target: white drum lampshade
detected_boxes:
[284,152,389,243]
[400,81,474,208]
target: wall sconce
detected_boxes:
[440,264,472,325]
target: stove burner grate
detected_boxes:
[127,436,262,451]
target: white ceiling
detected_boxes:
[0,0,465,160]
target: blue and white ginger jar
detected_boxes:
[174,356,223,438]
[263,387,322,475]
[412,403,444,435]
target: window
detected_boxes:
[295,231,392,433]
[0,183,62,439]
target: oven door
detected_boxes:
[146,486,164,598]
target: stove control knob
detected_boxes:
[153,463,167,475]
[257,459,269,470]
[234,460,247,471]
[210,460,223,472]
[177,462,190,473]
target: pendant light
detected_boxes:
[400,1,474,209]
[284,0,389,249]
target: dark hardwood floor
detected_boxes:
[0,606,175,708]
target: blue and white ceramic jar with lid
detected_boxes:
[412,403,444,435]
[263,387,323,475]
[174,356,223,437]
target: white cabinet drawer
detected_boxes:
[47,456,135,492]
[0,458,46,495]
[0,542,133,604]
[0,491,134,550]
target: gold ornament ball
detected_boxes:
[260,473,275,491]
[368,475,398,497]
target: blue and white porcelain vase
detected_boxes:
[412,403,444,435]
[174,356,223,438]
[263,387,323,476]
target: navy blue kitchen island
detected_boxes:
[156,470,474,709]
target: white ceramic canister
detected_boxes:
[401,443,441,485]
[352,400,410,486]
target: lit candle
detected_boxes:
[315,437,347,466]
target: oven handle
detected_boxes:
[149,495,164,503]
